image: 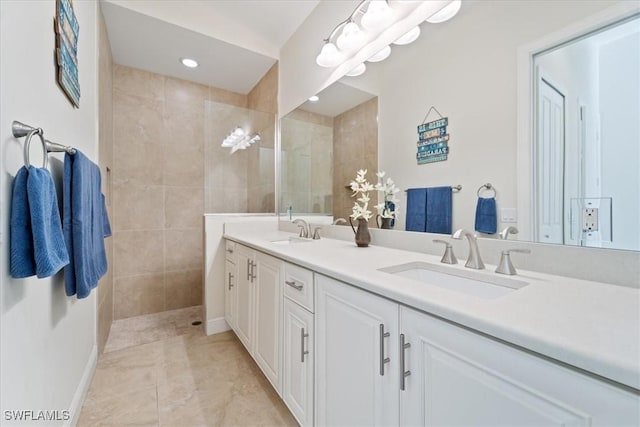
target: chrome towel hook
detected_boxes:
[477,183,496,198]
[23,128,48,169]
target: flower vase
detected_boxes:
[376,215,392,229]
[350,218,371,247]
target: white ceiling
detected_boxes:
[298,81,377,118]
[101,0,319,94]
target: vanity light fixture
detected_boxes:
[393,26,421,45]
[221,127,261,154]
[180,57,199,68]
[317,0,463,78]
[308,95,320,102]
[345,62,366,77]
[425,0,461,23]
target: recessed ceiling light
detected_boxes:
[308,95,320,102]
[180,57,199,68]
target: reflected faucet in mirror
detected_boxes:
[333,218,347,225]
[499,226,519,240]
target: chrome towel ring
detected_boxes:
[23,128,48,169]
[477,183,496,198]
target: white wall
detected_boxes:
[599,32,640,251]
[376,0,617,233]
[1,1,98,425]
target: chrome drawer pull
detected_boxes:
[301,327,309,362]
[400,333,411,391]
[285,280,303,291]
[228,272,234,290]
[379,324,391,376]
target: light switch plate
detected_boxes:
[501,208,517,223]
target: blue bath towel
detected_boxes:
[406,188,427,232]
[475,197,497,234]
[10,167,36,278]
[63,151,110,299]
[425,186,452,234]
[10,167,69,278]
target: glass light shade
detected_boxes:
[367,45,391,62]
[426,0,461,23]
[345,62,366,77]
[361,0,392,30]
[393,26,421,45]
[336,22,366,50]
[316,42,344,67]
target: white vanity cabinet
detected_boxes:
[230,243,283,394]
[315,274,399,426]
[399,306,640,426]
[282,262,315,427]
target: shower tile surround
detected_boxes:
[112,64,278,319]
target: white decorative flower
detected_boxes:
[374,171,400,219]
[349,169,373,221]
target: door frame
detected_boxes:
[515,2,639,241]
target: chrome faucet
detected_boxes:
[292,219,310,238]
[332,218,347,225]
[499,226,519,240]
[452,229,485,269]
[495,249,531,275]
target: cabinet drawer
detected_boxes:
[225,240,236,263]
[283,263,314,312]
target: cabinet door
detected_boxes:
[400,306,640,426]
[283,298,314,427]
[253,252,282,394]
[224,258,237,330]
[234,245,254,351]
[315,274,399,426]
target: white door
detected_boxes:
[253,252,282,394]
[315,274,399,426]
[400,306,639,426]
[536,77,566,244]
[224,258,237,330]
[283,298,314,427]
[234,245,254,351]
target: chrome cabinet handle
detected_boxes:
[285,280,303,291]
[400,333,411,391]
[379,324,391,376]
[246,259,251,281]
[301,327,309,362]
[228,272,234,290]
[226,248,234,254]
[250,261,257,281]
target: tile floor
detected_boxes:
[79,306,297,426]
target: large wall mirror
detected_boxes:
[279,0,640,252]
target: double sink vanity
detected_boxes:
[219,221,639,426]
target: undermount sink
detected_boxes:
[379,262,528,299]
[271,237,312,245]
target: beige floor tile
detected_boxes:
[80,307,296,426]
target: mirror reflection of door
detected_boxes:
[533,15,640,250]
[536,76,565,244]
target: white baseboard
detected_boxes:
[206,317,231,336]
[66,345,97,427]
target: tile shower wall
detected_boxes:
[112,65,247,319]
[97,10,114,352]
[333,97,379,224]
[281,109,333,214]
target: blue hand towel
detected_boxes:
[27,167,70,278]
[475,197,497,234]
[425,186,452,235]
[10,167,36,278]
[10,167,69,278]
[63,151,110,299]
[406,188,427,232]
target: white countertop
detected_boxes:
[224,227,640,391]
